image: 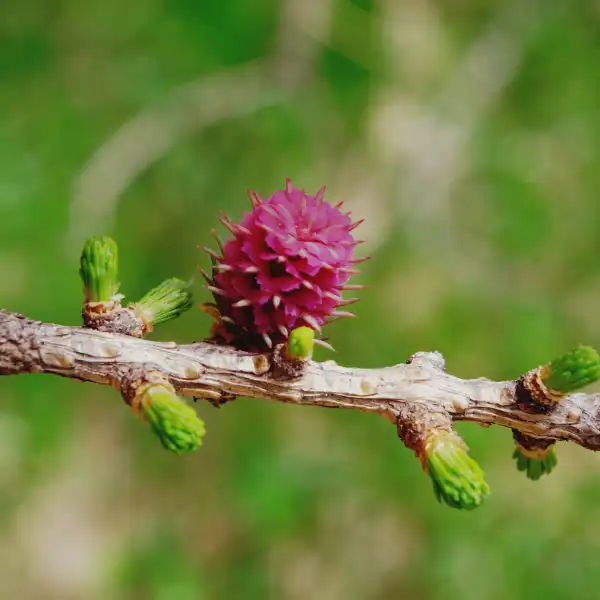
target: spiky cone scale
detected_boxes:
[132,278,193,329]
[541,345,600,395]
[425,429,490,510]
[136,382,205,453]
[203,180,366,350]
[79,236,120,302]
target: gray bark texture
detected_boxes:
[2,309,600,450]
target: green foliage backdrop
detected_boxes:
[1,1,600,598]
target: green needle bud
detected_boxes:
[542,345,600,394]
[513,446,557,480]
[138,383,205,453]
[133,278,193,328]
[426,430,490,510]
[287,326,315,360]
[80,236,120,302]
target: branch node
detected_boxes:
[407,351,446,371]
[121,368,205,453]
[397,405,489,510]
[516,370,559,413]
[83,303,147,337]
[271,343,306,380]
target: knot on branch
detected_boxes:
[120,367,166,409]
[407,351,446,371]
[83,302,147,337]
[512,430,555,454]
[516,370,560,414]
[270,343,307,380]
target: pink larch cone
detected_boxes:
[201,179,366,350]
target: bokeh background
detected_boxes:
[1,1,600,598]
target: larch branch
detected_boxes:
[2,309,600,451]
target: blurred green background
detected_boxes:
[1,1,600,599]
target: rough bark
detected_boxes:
[2,309,600,450]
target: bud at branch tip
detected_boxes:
[133,278,193,327]
[287,326,315,360]
[425,429,490,510]
[137,382,205,453]
[541,345,600,394]
[513,445,557,480]
[80,236,120,303]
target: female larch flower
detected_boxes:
[201,179,366,350]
